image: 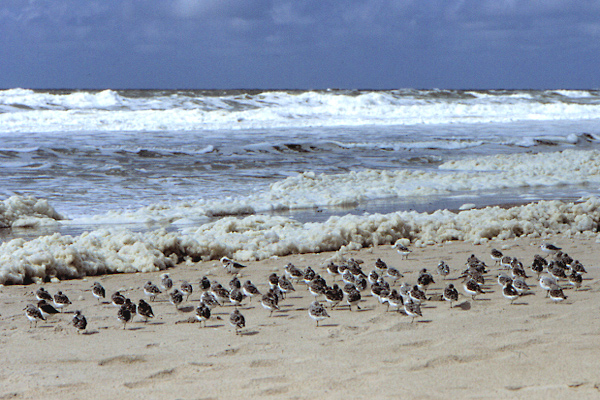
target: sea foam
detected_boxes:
[1,197,599,285]
[0,196,63,229]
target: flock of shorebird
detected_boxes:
[23,241,587,333]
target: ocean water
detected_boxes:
[1,88,600,284]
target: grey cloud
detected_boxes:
[1,0,600,88]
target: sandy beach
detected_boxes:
[0,233,598,400]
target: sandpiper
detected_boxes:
[180,281,193,301]
[53,291,72,312]
[261,293,280,316]
[221,257,247,275]
[161,273,173,291]
[117,305,131,330]
[72,310,87,333]
[199,276,211,292]
[229,309,246,334]
[443,284,459,308]
[548,285,567,303]
[92,282,106,303]
[284,263,305,282]
[242,280,261,302]
[37,300,59,319]
[229,288,245,308]
[393,242,412,260]
[417,269,435,292]
[35,287,53,302]
[137,299,154,322]
[144,281,162,301]
[403,299,422,323]
[111,291,126,308]
[374,258,388,273]
[490,248,503,265]
[24,304,45,328]
[502,281,519,304]
[437,261,450,279]
[463,279,485,300]
[324,284,344,309]
[540,243,561,256]
[539,275,557,297]
[170,289,184,309]
[308,301,330,327]
[278,276,295,298]
[346,289,362,311]
[195,303,211,327]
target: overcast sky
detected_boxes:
[1,0,600,89]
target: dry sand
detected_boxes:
[1,234,599,399]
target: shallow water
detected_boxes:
[1,119,599,222]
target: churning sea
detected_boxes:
[2,88,600,233]
[2,87,600,283]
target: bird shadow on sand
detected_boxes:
[316,323,339,328]
[177,306,195,313]
[357,307,375,312]
[239,330,259,336]
[81,330,99,335]
[126,326,145,331]
[201,324,224,329]
[212,311,230,316]
[455,301,471,310]
[519,292,536,297]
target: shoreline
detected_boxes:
[0,187,590,243]
[1,233,599,398]
[1,196,600,286]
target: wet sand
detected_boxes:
[1,234,599,399]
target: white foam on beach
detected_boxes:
[1,196,600,285]
[0,230,174,285]
[0,196,63,229]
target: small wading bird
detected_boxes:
[308,301,330,327]
[24,304,45,328]
[137,299,154,322]
[229,309,245,335]
[53,291,72,312]
[92,282,106,303]
[443,284,459,308]
[117,305,131,330]
[72,310,87,333]
[144,281,162,301]
[195,303,211,327]
[393,242,412,260]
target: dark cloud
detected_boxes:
[1,0,599,88]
